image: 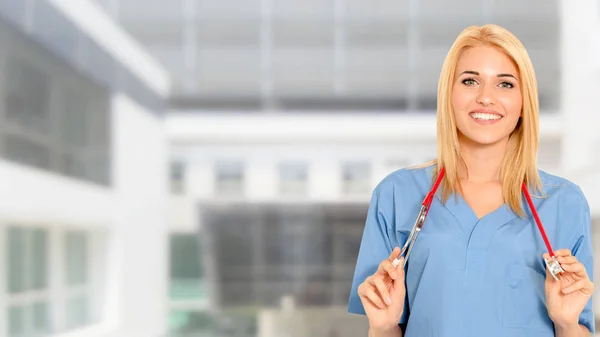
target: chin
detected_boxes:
[461,132,507,146]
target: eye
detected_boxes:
[499,82,514,89]
[462,78,477,86]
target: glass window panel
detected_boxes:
[170,235,202,278]
[66,295,88,329]
[215,161,244,195]
[342,161,371,194]
[8,227,25,293]
[279,162,308,195]
[169,310,217,336]
[5,55,51,134]
[59,152,87,180]
[220,282,255,306]
[170,161,185,194]
[170,234,205,300]
[61,89,89,148]
[32,301,49,334]
[65,231,88,286]
[4,135,51,170]
[8,306,24,337]
[31,229,47,290]
[213,214,254,267]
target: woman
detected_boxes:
[347,24,595,337]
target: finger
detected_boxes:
[388,247,401,262]
[373,276,392,305]
[395,257,406,274]
[563,279,592,294]
[562,262,588,278]
[557,255,578,265]
[542,253,551,261]
[378,260,399,280]
[362,284,386,309]
[553,249,572,257]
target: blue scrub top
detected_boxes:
[348,165,594,337]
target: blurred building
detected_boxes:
[97,0,600,336]
[0,0,172,336]
[3,1,598,337]
[94,0,562,113]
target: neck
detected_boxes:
[457,135,508,183]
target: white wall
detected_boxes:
[166,112,562,144]
[107,94,169,337]
[167,113,567,205]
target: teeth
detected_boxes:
[471,112,502,121]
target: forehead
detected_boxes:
[455,45,519,75]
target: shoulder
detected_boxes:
[537,170,591,245]
[538,169,590,213]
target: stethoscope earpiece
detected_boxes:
[545,256,565,281]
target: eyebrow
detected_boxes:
[460,70,518,81]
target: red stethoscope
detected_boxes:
[392,167,564,280]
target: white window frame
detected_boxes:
[1,222,105,337]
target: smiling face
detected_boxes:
[451,45,523,147]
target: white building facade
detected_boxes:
[0,1,172,336]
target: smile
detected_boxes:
[469,112,503,121]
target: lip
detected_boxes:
[469,109,504,125]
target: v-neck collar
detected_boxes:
[424,165,518,229]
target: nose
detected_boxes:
[476,83,495,106]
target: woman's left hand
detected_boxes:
[544,249,594,328]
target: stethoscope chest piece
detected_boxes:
[545,255,565,281]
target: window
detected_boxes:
[170,234,205,301]
[5,56,51,135]
[170,161,186,194]
[1,24,111,186]
[4,227,98,336]
[64,231,90,329]
[278,162,308,196]
[169,310,216,337]
[341,161,371,195]
[215,161,244,196]
[6,227,50,337]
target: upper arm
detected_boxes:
[561,186,595,334]
[347,182,410,324]
[573,204,594,334]
[348,187,394,315]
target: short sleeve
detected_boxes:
[347,185,410,324]
[570,199,595,334]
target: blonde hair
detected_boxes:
[429,24,543,218]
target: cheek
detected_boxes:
[451,89,469,115]
[499,95,523,117]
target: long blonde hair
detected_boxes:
[430,24,543,218]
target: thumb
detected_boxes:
[392,257,406,298]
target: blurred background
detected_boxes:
[0,0,598,336]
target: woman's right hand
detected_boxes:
[357,247,407,333]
